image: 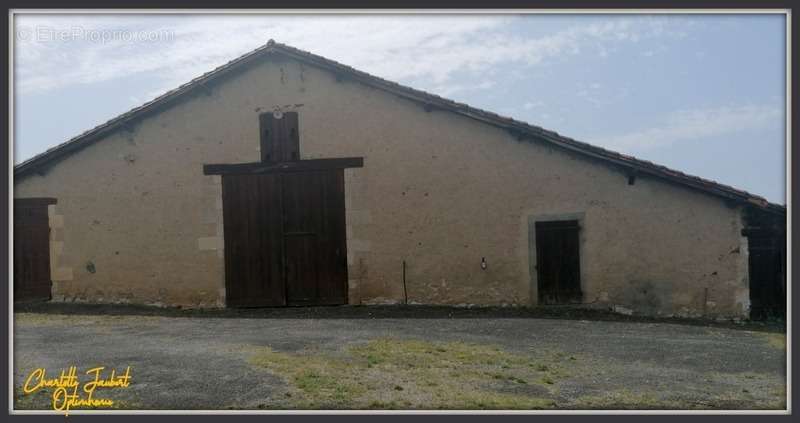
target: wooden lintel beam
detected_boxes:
[203,157,364,175]
[14,197,57,206]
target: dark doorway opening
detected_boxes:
[14,198,56,302]
[743,208,786,321]
[534,220,582,305]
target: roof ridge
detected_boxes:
[14,39,785,213]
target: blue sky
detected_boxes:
[13,13,787,203]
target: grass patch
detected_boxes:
[14,312,163,328]
[14,313,70,326]
[758,333,786,350]
[248,338,566,410]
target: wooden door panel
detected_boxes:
[285,235,319,304]
[14,199,54,302]
[281,171,323,234]
[281,170,347,305]
[281,172,320,305]
[316,170,348,303]
[222,174,285,307]
[559,225,582,303]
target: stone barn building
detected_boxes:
[13,40,787,319]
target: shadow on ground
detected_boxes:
[14,301,785,333]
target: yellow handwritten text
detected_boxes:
[22,366,132,415]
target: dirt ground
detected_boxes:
[12,304,787,412]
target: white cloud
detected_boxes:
[14,14,689,101]
[523,100,544,110]
[593,104,784,152]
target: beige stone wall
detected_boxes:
[14,55,750,316]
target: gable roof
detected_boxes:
[14,39,785,214]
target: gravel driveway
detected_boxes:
[12,305,786,412]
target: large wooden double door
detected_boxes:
[222,170,348,307]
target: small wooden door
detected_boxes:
[535,220,582,305]
[260,111,300,162]
[221,170,348,307]
[14,198,55,302]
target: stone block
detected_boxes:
[198,236,223,250]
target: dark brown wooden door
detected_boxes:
[222,174,286,307]
[282,170,347,305]
[14,198,55,302]
[535,220,582,305]
[221,170,347,307]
